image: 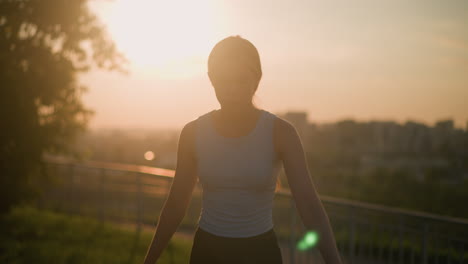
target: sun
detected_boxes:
[100,0,218,78]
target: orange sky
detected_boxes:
[81,0,468,130]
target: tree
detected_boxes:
[0,0,126,213]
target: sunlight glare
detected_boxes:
[106,0,217,78]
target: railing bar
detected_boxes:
[46,160,468,227]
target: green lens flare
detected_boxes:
[296,231,319,251]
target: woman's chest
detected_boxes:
[197,143,276,189]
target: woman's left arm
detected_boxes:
[277,119,342,264]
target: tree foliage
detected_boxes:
[0,0,125,213]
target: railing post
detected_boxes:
[289,198,296,264]
[433,234,439,264]
[98,168,106,223]
[136,172,143,230]
[368,222,375,261]
[398,215,404,264]
[445,238,451,264]
[459,243,465,263]
[68,164,75,215]
[410,233,415,264]
[127,172,143,264]
[36,163,47,210]
[378,225,385,262]
[349,208,356,263]
[422,222,429,264]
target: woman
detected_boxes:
[143,36,342,264]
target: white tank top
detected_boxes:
[195,109,281,237]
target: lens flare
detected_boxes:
[297,231,319,251]
[144,151,155,161]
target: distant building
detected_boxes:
[279,111,308,142]
[403,121,429,153]
[435,119,454,130]
[369,121,400,154]
[433,119,455,151]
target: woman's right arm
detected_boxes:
[277,119,342,264]
[143,121,198,264]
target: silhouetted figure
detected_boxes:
[143,36,342,264]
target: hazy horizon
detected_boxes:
[85,113,465,132]
[81,0,468,130]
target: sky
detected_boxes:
[81,0,468,130]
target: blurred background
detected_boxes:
[1,0,467,263]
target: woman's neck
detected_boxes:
[217,103,260,122]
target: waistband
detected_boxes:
[195,226,277,241]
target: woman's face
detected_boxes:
[208,64,259,106]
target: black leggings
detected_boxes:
[189,227,283,264]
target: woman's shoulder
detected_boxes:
[178,111,217,157]
[272,113,297,136]
[179,110,214,138]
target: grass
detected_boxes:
[0,206,192,264]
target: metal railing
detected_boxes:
[37,159,468,264]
